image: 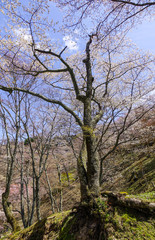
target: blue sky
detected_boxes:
[128,19,155,54]
[63,19,155,54]
[0,2,155,54]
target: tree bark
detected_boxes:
[86,133,100,197]
[77,140,90,202]
[78,35,101,202]
[57,164,63,212]
[2,191,21,232]
[82,125,100,198]
[36,177,41,221]
[45,168,55,213]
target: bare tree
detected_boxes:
[0,91,21,232]
[44,167,57,214]
[22,105,58,220]
[16,96,36,228]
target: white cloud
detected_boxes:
[149,88,155,96]
[63,35,78,51]
[14,28,32,45]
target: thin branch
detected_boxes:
[112,0,155,7]
[0,85,83,127]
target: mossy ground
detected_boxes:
[126,191,155,202]
[101,144,155,194]
[0,211,71,240]
[107,206,155,240]
[2,195,154,240]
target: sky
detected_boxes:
[0,2,155,54]
[62,20,155,53]
[128,19,155,54]
[51,4,155,54]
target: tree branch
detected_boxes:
[0,85,83,127]
[34,48,85,102]
[112,0,155,7]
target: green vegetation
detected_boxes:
[61,171,76,185]
[126,191,155,202]
[1,211,71,240]
[59,214,76,240]
[101,146,155,195]
[1,194,155,240]
[110,207,155,240]
[24,137,34,146]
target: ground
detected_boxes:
[1,192,155,240]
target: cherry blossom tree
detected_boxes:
[0,0,154,203]
[56,0,155,40]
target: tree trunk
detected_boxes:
[86,133,100,197]
[45,168,55,213]
[36,177,41,221]
[2,191,21,232]
[20,155,26,228]
[57,164,63,212]
[77,140,90,202]
[82,32,101,199]
[78,131,100,202]
[29,174,36,226]
[99,159,103,186]
[101,191,155,215]
[82,125,100,197]
[78,96,100,202]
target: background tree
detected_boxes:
[0,89,22,232]
[21,103,58,221]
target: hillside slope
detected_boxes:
[0,120,154,239]
[101,143,155,194]
[1,192,155,240]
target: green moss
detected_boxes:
[3,211,71,240]
[2,195,155,240]
[126,191,155,202]
[96,198,108,211]
[119,192,128,195]
[107,207,155,240]
[58,214,76,240]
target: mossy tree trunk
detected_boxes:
[2,142,21,232]
[2,191,21,232]
[85,129,100,197]
[77,140,90,202]
[2,146,21,232]
[77,35,101,202]
[78,128,100,202]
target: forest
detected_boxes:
[0,1,155,239]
